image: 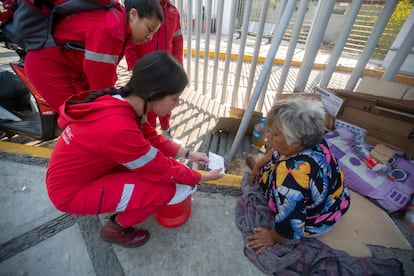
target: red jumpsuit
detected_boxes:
[46,93,201,227]
[24,5,128,113]
[125,0,183,131]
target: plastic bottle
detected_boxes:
[251,117,266,148]
[404,198,414,229]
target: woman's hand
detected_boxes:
[188,151,209,166]
[246,227,278,254]
[245,156,259,185]
[200,168,224,182]
[248,166,260,185]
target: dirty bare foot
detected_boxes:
[245,155,256,170]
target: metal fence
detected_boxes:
[175,0,413,159]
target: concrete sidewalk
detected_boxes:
[2,142,414,275]
[0,145,265,276]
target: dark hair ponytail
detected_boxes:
[68,52,187,106]
[67,86,132,104]
[127,51,188,102]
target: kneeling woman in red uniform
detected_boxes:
[46,51,223,247]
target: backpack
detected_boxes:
[0,70,30,110]
[0,0,119,51]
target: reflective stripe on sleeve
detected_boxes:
[85,50,118,64]
[173,29,182,37]
[115,183,134,212]
[122,147,158,170]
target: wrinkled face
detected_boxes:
[129,8,161,45]
[267,127,298,157]
[151,93,181,116]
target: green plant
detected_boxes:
[374,0,413,58]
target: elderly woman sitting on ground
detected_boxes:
[245,98,351,254]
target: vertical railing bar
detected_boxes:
[228,0,297,161]
[231,0,253,107]
[256,74,267,111]
[294,0,336,92]
[273,0,287,30]
[185,0,192,88]
[319,0,363,88]
[194,0,202,91]
[345,0,398,91]
[382,22,414,81]
[177,0,183,28]
[244,0,269,107]
[202,0,213,95]
[221,0,239,104]
[211,0,224,100]
[257,0,287,111]
[276,0,309,95]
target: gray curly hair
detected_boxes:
[267,98,325,147]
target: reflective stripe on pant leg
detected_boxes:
[116,183,175,227]
[115,184,135,212]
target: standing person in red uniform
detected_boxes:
[24,0,164,113]
[46,51,223,247]
[125,0,183,138]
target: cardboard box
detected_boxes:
[319,87,414,157]
[214,94,325,134]
[213,107,262,134]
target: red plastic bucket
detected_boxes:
[155,184,196,228]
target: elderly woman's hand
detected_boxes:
[248,166,260,185]
[246,227,287,254]
[245,155,260,185]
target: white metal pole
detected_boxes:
[211,0,224,99]
[345,0,398,91]
[228,0,297,160]
[276,0,310,95]
[294,0,335,91]
[232,0,253,107]
[382,22,414,81]
[319,0,363,87]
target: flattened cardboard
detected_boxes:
[340,107,413,151]
[370,144,396,163]
[403,86,414,100]
[372,105,414,123]
[323,87,414,156]
[328,88,414,114]
[355,76,409,99]
[317,191,412,257]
